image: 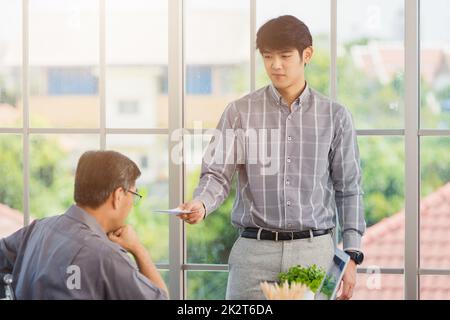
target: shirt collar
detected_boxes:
[65,204,109,241]
[269,82,311,108]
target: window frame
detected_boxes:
[1,0,450,300]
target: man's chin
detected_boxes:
[271,81,289,90]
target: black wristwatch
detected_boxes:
[345,250,364,265]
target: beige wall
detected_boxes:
[157,95,239,129]
[12,94,240,129]
[18,96,100,128]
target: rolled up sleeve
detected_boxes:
[0,222,36,273]
[104,251,168,300]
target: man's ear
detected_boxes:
[302,46,314,66]
[112,187,123,210]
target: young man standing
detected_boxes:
[178,15,366,300]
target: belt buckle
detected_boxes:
[272,231,279,242]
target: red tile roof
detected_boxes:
[353,183,450,300]
[351,42,450,85]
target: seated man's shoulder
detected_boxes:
[72,236,166,300]
[76,234,135,269]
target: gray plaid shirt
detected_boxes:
[194,84,366,251]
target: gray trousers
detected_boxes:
[226,232,335,300]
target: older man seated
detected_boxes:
[0,150,168,300]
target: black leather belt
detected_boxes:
[241,227,331,241]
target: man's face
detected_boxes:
[122,186,136,220]
[112,186,136,229]
[262,47,310,90]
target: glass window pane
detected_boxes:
[420,137,450,269]
[353,273,404,300]
[185,134,239,264]
[29,0,99,128]
[29,134,99,219]
[159,270,169,287]
[420,0,450,129]
[356,137,405,269]
[105,0,168,129]
[338,0,404,129]
[186,271,228,300]
[0,0,21,128]
[0,134,23,237]
[420,276,450,300]
[185,0,250,129]
[256,0,330,95]
[107,134,169,264]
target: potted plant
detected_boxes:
[277,264,326,300]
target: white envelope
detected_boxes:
[153,208,192,215]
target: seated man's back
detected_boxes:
[0,205,167,300]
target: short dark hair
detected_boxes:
[74,150,141,209]
[256,15,313,56]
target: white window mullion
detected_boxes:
[404,0,420,300]
[330,0,337,101]
[330,0,339,246]
[168,0,184,300]
[250,0,256,92]
[99,0,106,150]
[22,0,30,227]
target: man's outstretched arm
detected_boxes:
[179,102,242,224]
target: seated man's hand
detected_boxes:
[176,200,206,225]
[108,225,142,254]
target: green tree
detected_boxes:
[0,77,19,107]
[186,169,239,265]
[420,137,450,197]
[0,135,74,218]
[126,186,170,263]
[359,137,404,226]
[29,136,74,218]
[0,136,23,211]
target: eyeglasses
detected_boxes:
[127,189,143,206]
